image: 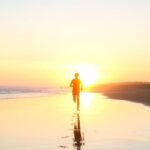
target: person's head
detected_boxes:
[74,72,79,78]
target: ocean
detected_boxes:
[0,87,69,99]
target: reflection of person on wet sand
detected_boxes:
[73,113,84,150]
[70,73,83,110]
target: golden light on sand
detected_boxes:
[81,92,95,109]
[73,64,100,86]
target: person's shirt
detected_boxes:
[70,78,83,92]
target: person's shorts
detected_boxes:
[72,90,80,96]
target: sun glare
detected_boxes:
[72,64,100,86]
[81,92,95,109]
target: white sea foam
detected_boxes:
[0,87,70,99]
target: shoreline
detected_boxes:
[88,82,150,106]
[101,88,150,106]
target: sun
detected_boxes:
[72,64,100,86]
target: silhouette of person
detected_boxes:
[73,113,84,150]
[70,73,83,110]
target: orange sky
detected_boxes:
[0,0,150,87]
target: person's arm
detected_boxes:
[80,80,83,91]
[70,80,73,87]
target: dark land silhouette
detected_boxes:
[87,82,150,106]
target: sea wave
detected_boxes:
[0,87,70,99]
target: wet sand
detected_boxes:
[0,93,150,150]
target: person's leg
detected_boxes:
[73,94,76,103]
[77,94,80,110]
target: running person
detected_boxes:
[70,73,83,110]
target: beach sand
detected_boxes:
[0,92,150,150]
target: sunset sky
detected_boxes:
[0,0,150,87]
